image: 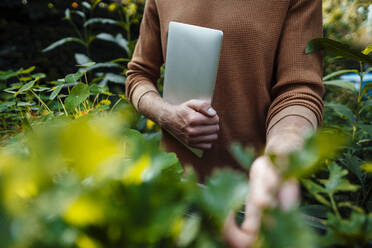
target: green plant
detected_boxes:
[303,38,372,247]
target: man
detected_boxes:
[126,0,323,246]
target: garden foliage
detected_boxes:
[0,1,372,247]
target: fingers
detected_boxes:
[189,133,218,144]
[223,212,255,248]
[185,99,217,117]
[187,125,219,137]
[186,110,219,126]
[278,179,300,211]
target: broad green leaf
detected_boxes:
[306,38,372,65]
[74,53,92,65]
[20,66,36,74]
[340,154,365,187]
[89,84,109,95]
[50,84,64,100]
[325,103,355,121]
[64,71,83,84]
[200,169,248,226]
[83,18,119,27]
[323,80,357,92]
[230,143,255,170]
[42,37,86,53]
[64,83,90,112]
[96,33,129,53]
[15,80,36,96]
[319,162,359,195]
[359,99,372,114]
[99,73,126,85]
[0,101,16,112]
[362,44,372,55]
[323,69,359,81]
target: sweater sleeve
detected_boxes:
[265,0,325,133]
[125,0,163,110]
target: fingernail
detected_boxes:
[207,108,216,115]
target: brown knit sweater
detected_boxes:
[126,0,324,180]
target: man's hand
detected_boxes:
[223,156,300,248]
[159,99,220,150]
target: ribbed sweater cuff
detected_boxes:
[266,105,318,137]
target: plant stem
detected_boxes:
[30,90,52,113]
[58,96,68,116]
[330,193,341,218]
[110,98,122,113]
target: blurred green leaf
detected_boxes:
[96,33,129,53]
[324,80,357,92]
[64,84,90,112]
[323,69,359,81]
[259,208,316,248]
[325,103,355,121]
[306,38,372,65]
[49,85,64,100]
[20,66,36,74]
[42,38,86,53]
[200,170,248,226]
[64,71,83,85]
[74,53,92,65]
[83,18,119,27]
[15,79,36,96]
[177,214,201,247]
[230,142,254,170]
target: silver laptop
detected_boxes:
[163,21,223,157]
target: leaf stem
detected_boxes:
[30,90,52,113]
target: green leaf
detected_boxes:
[64,71,83,84]
[42,37,86,53]
[81,1,92,9]
[0,101,16,112]
[362,44,372,55]
[31,73,46,79]
[49,84,64,100]
[300,204,328,219]
[260,209,317,248]
[319,163,359,195]
[306,38,372,65]
[177,214,201,247]
[83,18,119,27]
[82,62,120,72]
[359,99,372,114]
[0,68,22,81]
[64,83,90,112]
[64,8,71,20]
[89,84,108,95]
[302,179,330,207]
[230,143,255,170]
[15,80,36,96]
[74,53,92,65]
[325,103,355,121]
[201,169,248,226]
[323,80,357,92]
[20,66,36,74]
[96,33,129,53]
[323,69,359,81]
[99,73,126,85]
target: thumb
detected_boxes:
[185,99,217,117]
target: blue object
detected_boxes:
[339,73,372,94]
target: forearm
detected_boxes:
[132,84,171,127]
[265,105,317,155]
